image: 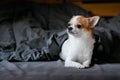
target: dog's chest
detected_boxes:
[61,36,95,62]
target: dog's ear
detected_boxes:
[89,16,100,28]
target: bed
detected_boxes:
[0,1,120,80]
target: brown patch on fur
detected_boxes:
[77,16,94,38]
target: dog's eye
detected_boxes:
[77,24,81,28]
[68,23,71,26]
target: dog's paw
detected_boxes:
[77,64,85,69]
[82,60,90,68]
[65,60,85,69]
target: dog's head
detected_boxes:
[67,15,100,37]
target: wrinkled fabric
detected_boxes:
[0,2,120,62]
[94,15,120,63]
[0,2,91,61]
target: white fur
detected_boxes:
[60,30,95,68]
[60,16,99,69]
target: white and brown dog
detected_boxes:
[60,15,100,68]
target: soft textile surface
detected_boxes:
[0,2,90,61]
[0,2,120,80]
[94,15,120,62]
[0,2,120,63]
[0,60,120,80]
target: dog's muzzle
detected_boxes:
[68,27,73,32]
[67,27,78,34]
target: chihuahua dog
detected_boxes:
[60,15,100,68]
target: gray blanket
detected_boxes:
[0,2,120,80]
[0,2,91,61]
[0,60,120,80]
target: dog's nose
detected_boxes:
[68,27,73,31]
